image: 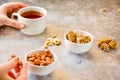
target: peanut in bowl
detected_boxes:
[25,49,57,76]
[64,30,93,54]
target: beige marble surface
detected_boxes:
[0,0,120,80]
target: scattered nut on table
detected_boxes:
[100,43,110,52]
[101,7,109,12]
[97,37,117,52]
[43,34,61,49]
[101,7,120,13]
[52,38,61,45]
[117,8,120,13]
[52,34,57,38]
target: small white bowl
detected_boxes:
[64,30,93,54]
[25,49,57,76]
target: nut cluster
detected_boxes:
[66,30,91,44]
[27,50,54,66]
[101,7,120,13]
[101,7,109,12]
[97,37,117,52]
[43,34,61,48]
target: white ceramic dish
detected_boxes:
[25,49,57,76]
[64,30,93,54]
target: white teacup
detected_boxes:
[12,6,47,35]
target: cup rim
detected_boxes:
[18,6,47,20]
[25,49,57,68]
[64,30,93,45]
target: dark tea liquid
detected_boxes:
[21,11,44,19]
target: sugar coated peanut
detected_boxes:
[27,50,54,66]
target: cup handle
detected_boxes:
[11,13,18,20]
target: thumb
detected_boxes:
[17,62,27,80]
[4,17,25,29]
[1,57,19,72]
[20,62,27,74]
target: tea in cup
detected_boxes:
[12,6,47,35]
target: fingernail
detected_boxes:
[19,23,25,29]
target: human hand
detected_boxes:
[0,2,27,29]
[0,57,27,80]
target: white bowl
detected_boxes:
[64,30,93,54]
[25,49,57,76]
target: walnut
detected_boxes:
[76,33,84,44]
[103,38,112,43]
[97,40,103,46]
[100,43,110,52]
[84,36,91,43]
[66,31,76,42]
[108,40,117,49]
[97,38,112,45]
[66,31,91,44]
[97,37,117,52]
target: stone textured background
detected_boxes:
[0,0,120,80]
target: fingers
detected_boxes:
[6,74,15,80]
[0,2,26,29]
[20,62,27,75]
[8,71,16,79]
[2,2,27,10]
[4,17,25,29]
[1,57,19,72]
[18,62,27,80]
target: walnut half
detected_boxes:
[97,37,117,52]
